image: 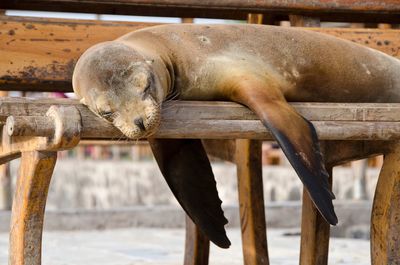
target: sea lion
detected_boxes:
[72,24,400,248]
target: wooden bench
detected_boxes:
[0,1,400,264]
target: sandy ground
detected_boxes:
[0,228,369,265]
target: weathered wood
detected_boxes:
[299,154,331,265]
[181,18,194,23]
[1,16,400,91]
[184,215,210,265]
[6,98,400,122]
[236,139,269,265]
[371,142,400,265]
[0,16,157,91]
[9,150,57,265]
[6,116,54,138]
[4,100,400,140]
[0,163,11,210]
[323,141,386,167]
[1,0,400,22]
[0,90,12,210]
[247,13,264,25]
[202,139,236,163]
[289,15,321,27]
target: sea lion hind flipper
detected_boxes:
[148,138,231,248]
[230,83,338,225]
[266,114,338,225]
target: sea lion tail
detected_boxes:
[148,138,231,248]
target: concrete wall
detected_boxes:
[9,158,380,211]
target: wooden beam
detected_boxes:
[3,99,400,140]
[1,0,400,22]
[0,16,158,91]
[4,98,400,122]
[1,16,400,91]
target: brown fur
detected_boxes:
[118,24,400,103]
[72,24,400,244]
[73,24,400,138]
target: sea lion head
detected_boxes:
[73,42,165,139]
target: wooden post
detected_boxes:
[184,215,210,265]
[289,17,330,265]
[299,146,331,265]
[0,90,12,210]
[289,15,321,27]
[0,163,12,210]
[371,142,400,265]
[234,13,270,265]
[9,151,57,265]
[236,139,269,265]
[181,18,194,23]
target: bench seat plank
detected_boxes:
[2,98,400,140]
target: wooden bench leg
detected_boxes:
[300,141,332,265]
[371,143,400,265]
[184,215,210,265]
[9,151,57,265]
[299,166,331,265]
[236,139,269,265]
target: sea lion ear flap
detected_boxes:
[230,84,338,225]
[148,138,231,248]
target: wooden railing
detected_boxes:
[2,98,400,140]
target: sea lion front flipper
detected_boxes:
[228,79,338,225]
[148,138,231,248]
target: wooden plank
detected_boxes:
[235,139,269,265]
[4,99,400,140]
[1,0,400,22]
[371,142,400,265]
[1,16,400,91]
[4,98,400,122]
[0,16,158,91]
[9,151,57,265]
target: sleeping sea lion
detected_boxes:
[72,24,400,248]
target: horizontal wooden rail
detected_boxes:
[2,97,400,140]
[1,0,400,22]
[1,16,400,92]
